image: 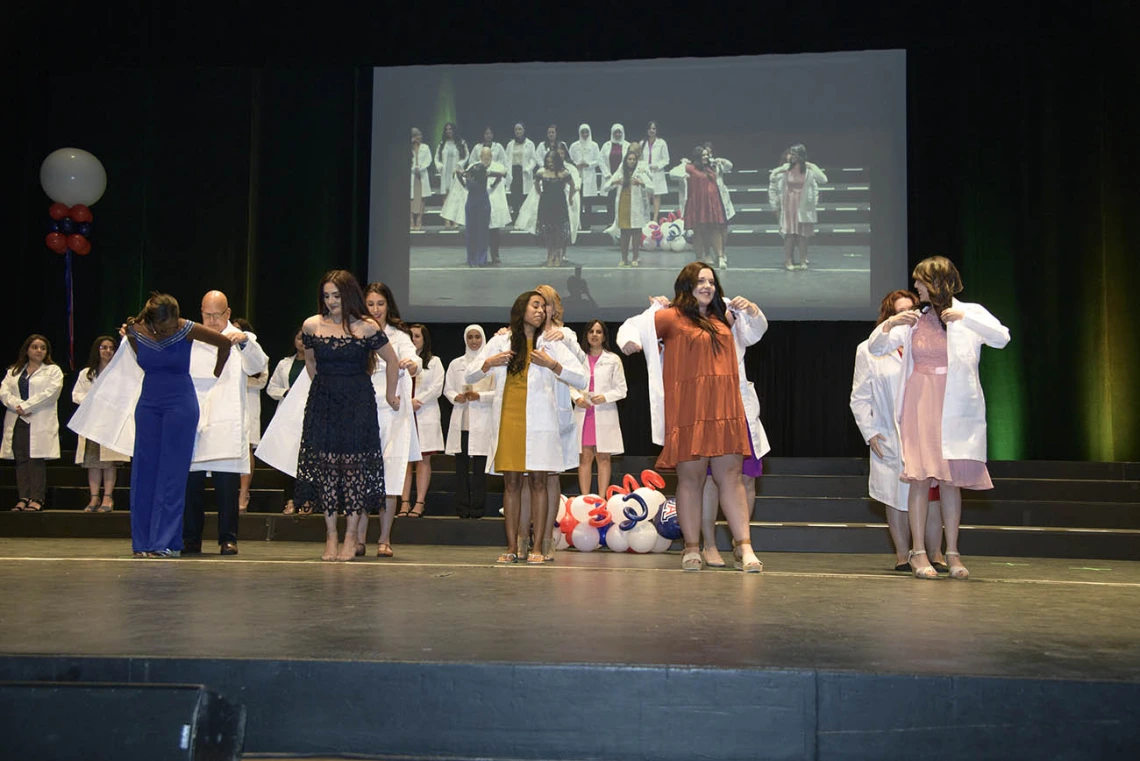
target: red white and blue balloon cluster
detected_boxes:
[39,148,107,368]
[640,210,694,252]
[554,470,682,553]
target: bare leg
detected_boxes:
[631,233,640,264]
[783,235,796,268]
[542,473,560,559]
[651,193,660,220]
[411,458,431,516]
[700,475,725,567]
[676,459,709,568]
[518,475,532,558]
[338,513,360,561]
[711,455,760,571]
[322,513,339,561]
[527,472,550,562]
[578,446,596,495]
[886,506,912,566]
[620,231,630,264]
[595,453,612,497]
[376,495,397,555]
[906,480,937,577]
[85,469,100,510]
[939,486,968,578]
[709,226,725,267]
[926,499,946,566]
[101,466,118,509]
[238,448,254,512]
[402,463,414,503]
[797,235,809,268]
[502,472,523,556]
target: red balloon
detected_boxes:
[49,203,70,221]
[45,232,68,254]
[67,233,91,256]
[69,204,94,223]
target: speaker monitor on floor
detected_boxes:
[0,681,245,761]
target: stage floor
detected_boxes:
[3,538,1138,682]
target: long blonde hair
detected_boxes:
[535,284,563,327]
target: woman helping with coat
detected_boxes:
[868,256,1010,580]
[3,334,64,512]
[572,320,627,497]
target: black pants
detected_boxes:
[454,431,487,518]
[183,470,240,547]
[13,419,46,503]
[508,168,524,220]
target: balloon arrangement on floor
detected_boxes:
[554,470,682,553]
[40,148,107,369]
[641,210,693,252]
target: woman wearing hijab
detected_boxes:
[570,124,604,230]
[444,325,496,518]
[599,124,630,227]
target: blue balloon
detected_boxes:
[47,221,60,233]
[652,498,683,540]
[60,218,75,234]
[598,523,612,548]
[77,222,92,237]
[619,492,648,531]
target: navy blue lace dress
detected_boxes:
[296,331,388,515]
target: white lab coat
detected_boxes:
[374,325,422,494]
[768,162,828,228]
[72,370,130,464]
[68,334,250,467]
[441,162,511,229]
[714,157,735,221]
[850,340,909,510]
[602,166,653,238]
[569,127,605,197]
[617,300,769,455]
[443,357,497,456]
[506,139,538,197]
[598,124,630,195]
[571,351,627,455]
[411,143,433,199]
[868,299,1011,464]
[668,160,690,215]
[465,333,587,475]
[639,138,670,195]
[413,355,445,453]
[435,139,469,196]
[513,170,577,241]
[466,142,508,169]
[565,163,581,244]
[1,364,64,460]
[245,368,269,445]
[188,323,268,473]
[266,356,303,401]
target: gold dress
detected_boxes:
[494,337,531,472]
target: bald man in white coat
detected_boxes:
[183,290,269,555]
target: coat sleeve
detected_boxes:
[0,373,19,412]
[266,359,291,401]
[868,323,906,356]
[443,358,464,404]
[72,372,93,404]
[22,366,64,414]
[731,304,769,348]
[653,140,670,172]
[236,331,270,375]
[768,167,783,211]
[849,346,883,444]
[602,354,628,403]
[960,304,1011,349]
[809,163,829,184]
[546,340,588,390]
[465,335,502,384]
[415,357,444,404]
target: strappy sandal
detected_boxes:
[282,501,296,515]
[12,500,28,512]
[946,551,970,580]
[395,498,411,518]
[408,501,425,518]
[376,543,394,558]
[681,544,703,571]
[496,552,517,564]
[526,552,545,565]
[908,549,939,580]
[25,501,42,512]
[733,539,763,573]
[97,496,114,513]
[84,496,100,513]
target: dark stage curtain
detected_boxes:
[6,30,1136,460]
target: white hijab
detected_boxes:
[609,123,625,143]
[462,324,486,363]
[576,123,592,145]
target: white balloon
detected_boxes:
[628,522,659,553]
[40,148,107,206]
[652,533,674,553]
[555,531,570,550]
[571,524,601,552]
[604,526,629,553]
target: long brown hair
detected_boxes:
[409,324,434,366]
[84,335,117,381]
[912,256,964,324]
[317,270,371,333]
[671,262,730,355]
[876,290,919,326]
[579,320,610,354]
[9,334,56,376]
[507,291,543,376]
[364,281,411,335]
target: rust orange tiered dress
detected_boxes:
[654,307,751,469]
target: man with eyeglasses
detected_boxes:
[183,290,268,556]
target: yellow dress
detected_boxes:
[494,337,531,472]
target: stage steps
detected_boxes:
[3,456,1137,560]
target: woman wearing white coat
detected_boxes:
[466,290,587,564]
[444,325,496,519]
[569,124,604,228]
[603,149,653,266]
[869,256,1010,580]
[639,121,671,220]
[410,128,433,230]
[266,327,307,515]
[73,335,130,512]
[851,289,948,572]
[599,124,630,225]
[769,144,827,271]
[435,122,469,229]
[572,320,627,496]
[403,324,444,519]
[506,123,538,222]
[3,335,64,512]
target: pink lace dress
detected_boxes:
[899,310,993,489]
